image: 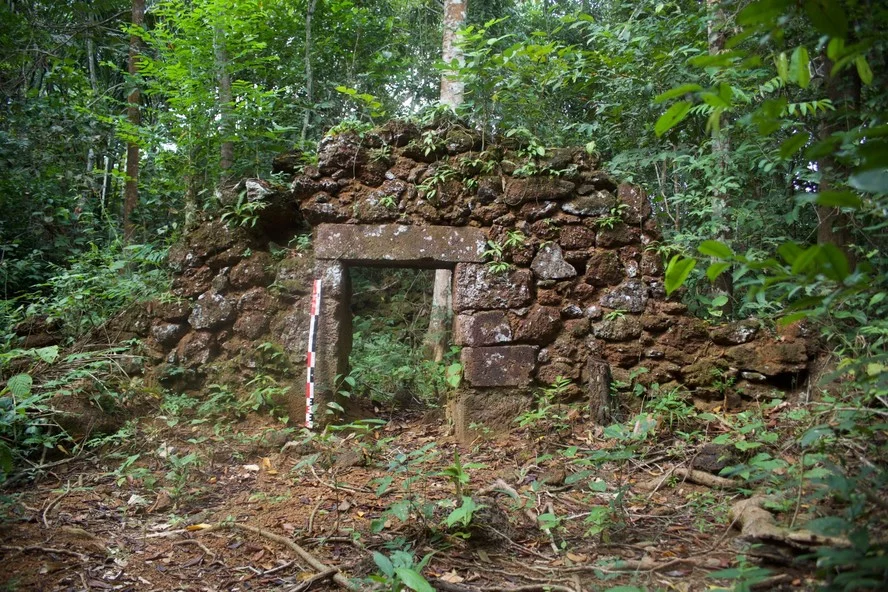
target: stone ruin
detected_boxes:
[134,120,815,438]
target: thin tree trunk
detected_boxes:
[425,0,468,362]
[215,26,234,179]
[707,0,732,317]
[816,52,856,265]
[301,0,318,144]
[440,0,467,107]
[123,0,144,242]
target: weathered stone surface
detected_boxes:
[301,193,348,224]
[513,306,562,344]
[274,256,311,296]
[562,189,616,216]
[536,360,579,384]
[150,321,188,347]
[233,311,269,339]
[641,313,674,332]
[593,315,642,342]
[596,223,639,247]
[503,178,575,205]
[230,252,273,289]
[680,358,731,388]
[519,201,559,221]
[531,243,577,280]
[238,287,271,312]
[710,320,759,345]
[173,266,213,298]
[177,330,217,367]
[585,250,623,286]
[559,225,596,249]
[454,311,513,346]
[316,224,486,264]
[607,341,643,368]
[189,291,235,330]
[454,264,533,311]
[153,300,192,323]
[691,443,733,474]
[476,176,504,203]
[725,339,808,376]
[641,250,664,277]
[317,132,367,174]
[600,279,648,313]
[461,345,538,387]
[617,183,651,223]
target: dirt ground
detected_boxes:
[0,405,822,592]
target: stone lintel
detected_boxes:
[315,223,486,265]
[461,345,538,387]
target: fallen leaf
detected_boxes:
[243,464,260,472]
[441,571,464,584]
[186,523,213,531]
[566,552,587,562]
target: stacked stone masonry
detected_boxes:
[132,120,815,430]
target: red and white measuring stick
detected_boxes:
[305,279,322,429]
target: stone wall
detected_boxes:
[140,120,815,433]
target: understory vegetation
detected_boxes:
[1,0,887,590]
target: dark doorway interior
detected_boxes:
[345,267,451,418]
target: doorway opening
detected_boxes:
[344,266,456,420]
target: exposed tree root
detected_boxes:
[636,466,739,492]
[730,496,850,548]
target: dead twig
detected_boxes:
[1,544,88,561]
[287,568,337,591]
[194,522,359,591]
[42,483,71,528]
[172,538,216,558]
[309,464,371,494]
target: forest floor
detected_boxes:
[0,400,825,592]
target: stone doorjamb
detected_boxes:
[306,223,487,426]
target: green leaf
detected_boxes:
[372,552,394,578]
[798,191,863,209]
[790,46,811,88]
[654,101,692,137]
[775,52,789,82]
[779,132,810,159]
[698,240,734,259]
[6,374,32,397]
[664,256,696,296]
[855,56,873,85]
[706,262,732,282]
[738,0,793,27]
[818,243,850,281]
[654,84,702,104]
[804,0,848,37]
[394,568,435,592]
[0,442,13,474]
[849,168,888,194]
[791,245,821,275]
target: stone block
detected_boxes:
[315,223,486,265]
[503,178,575,204]
[593,315,642,342]
[454,311,513,346]
[453,264,533,311]
[559,225,596,249]
[562,189,616,216]
[600,279,648,313]
[189,290,235,330]
[513,306,562,344]
[531,243,577,280]
[461,345,538,387]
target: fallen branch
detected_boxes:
[1,544,88,561]
[636,467,739,493]
[193,522,359,591]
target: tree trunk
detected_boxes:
[707,0,732,317]
[440,0,467,108]
[123,0,144,243]
[816,52,856,265]
[425,0,468,362]
[423,268,452,362]
[301,0,319,144]
[215,25,234,180]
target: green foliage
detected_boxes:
[220,192,268,228]
[369,548,435,592]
